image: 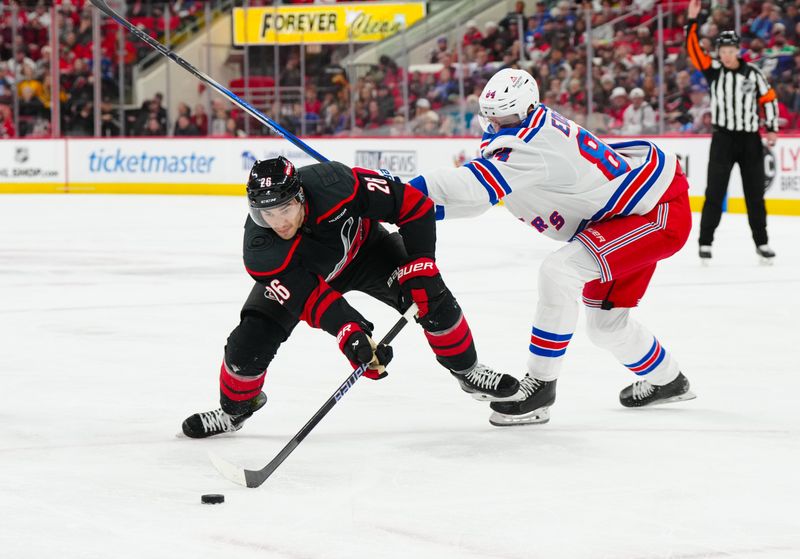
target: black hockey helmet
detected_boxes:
[716,30,740,48]
[246,156,305,227]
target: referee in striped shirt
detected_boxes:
[686,0,778,263]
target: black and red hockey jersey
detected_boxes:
[243,161,434,337]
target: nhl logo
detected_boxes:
[763,145,775,193]
[14,147,29,164]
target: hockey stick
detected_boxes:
[88,0,329,163]
[208,303,418,488]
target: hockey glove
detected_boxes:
[337,322,393,380]
[396,257,447,319]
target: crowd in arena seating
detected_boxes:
[1,0,799,138]
[333,0,800,137]
[324,0,800,137]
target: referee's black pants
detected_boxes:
[699,129,768,246]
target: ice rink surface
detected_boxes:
[1,194,798,559]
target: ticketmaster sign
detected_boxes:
[232,3,426,45]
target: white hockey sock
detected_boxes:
[585,308,680,385]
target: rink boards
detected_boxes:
[1,135,799,215]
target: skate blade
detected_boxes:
[633,390,697,408]
[470,388,525,402]
[700,259,711,267]
[489,407,551,426]
[759,256,774,266]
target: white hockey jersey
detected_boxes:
[411,104,679,242]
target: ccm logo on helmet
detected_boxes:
[397,261,434,280]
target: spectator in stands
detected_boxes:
[621,87,656,135]
[209,99,228,136]
[318,101,348,136]
[766,28,796,77]
[8,48,36,77]
[377,55,401,89]
[430,67,458,105]
[192,103,209,135]
[0,104,15,138]
[481,21,502,51]
[430,36,449,64]
[17,66,44,100]
[745,37,767,65]
[67,102,93,137]
[463,20,484,47]
[142,115,165,136]
[686,84,710,127]
[416,110,442,137]
[363,100,385,130]
[751,2,775,41]
[0,70,13,106]
[175,102,191,122]
[305,84,321,117]
[388,114,407,136]
[225,117,245,137]
[606,87,628,133]
[411,98,436,134]
[280,55,301,87]
[500,1,527,31]
[75,10,93,45]
[595,73,617,107]
[151,93,168,129]
[692,109,713,133]
[100,98,120,137]
[18,85,47,136]
[174,114,199,136]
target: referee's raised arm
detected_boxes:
[685,0,778,264]
[685,0,715,78]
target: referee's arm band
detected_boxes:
[759,89,776,105]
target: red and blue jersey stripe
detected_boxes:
[590,141,666,223]
[516,105,547,143]
[480,105,549,154]
[529,326,573,358]
[464,157,513,205]
[625,337,666,376]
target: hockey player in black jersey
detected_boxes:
[182,156,519,438]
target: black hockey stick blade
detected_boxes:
[209,304,418,488]
[88,0,328,162]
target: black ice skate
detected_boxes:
[451,363,520,401]
[182,392,268,438]
[698,245,712,265]
[619,372,696,408]
[756,245,775,265]
[488,375,557,426]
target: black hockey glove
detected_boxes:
[396,257,447,320]
[337,322,393,380]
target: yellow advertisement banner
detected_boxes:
[232,3,426,45]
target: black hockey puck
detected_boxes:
[201,494,225,504]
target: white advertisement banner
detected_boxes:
[2,136,800,214]
[0,139,65,191]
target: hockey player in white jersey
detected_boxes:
[409,69,697,426]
